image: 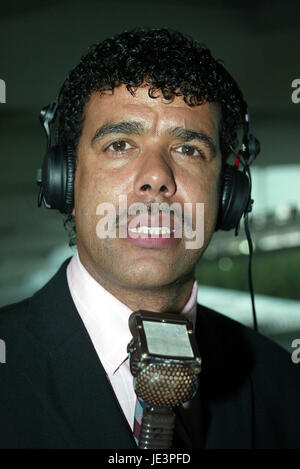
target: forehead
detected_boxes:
[83,84,221,137]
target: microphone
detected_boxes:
[127,310,201,449]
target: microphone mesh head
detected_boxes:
[135,362,198,406]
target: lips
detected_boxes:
[117,212,180,248]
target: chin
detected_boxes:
[116,266,178,290]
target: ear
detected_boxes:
[72,207,75,216]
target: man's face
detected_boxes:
[73,85,222,289]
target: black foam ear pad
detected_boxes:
[41,144,74,214]
[218,164,250,231]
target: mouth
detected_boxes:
[123,213,180,248]
[127,213,177,237]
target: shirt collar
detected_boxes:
[67,250,198,375]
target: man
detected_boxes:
[0,28,299,449]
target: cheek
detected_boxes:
[207,170,221,207]
[74,166,126,240]
[73,169,101,234]
[187,166,221,234]
[75,149,129,209]
[74,161,104,208]
[205,169,222,219]
[186,165,221,206]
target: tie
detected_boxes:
[133,398,146,445]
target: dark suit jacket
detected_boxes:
[0,258,300,449]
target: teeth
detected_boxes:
[128,226,175,235]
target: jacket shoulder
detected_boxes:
[196,303,300,395]
[0,257,73,350]
[197,304,300,430]
[0,298,29,319]
[197,303,294,363]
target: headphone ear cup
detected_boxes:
[41,144,74,214]
[218,164,250,231]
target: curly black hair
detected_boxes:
[58,27,246,245]
[58,27,245,159]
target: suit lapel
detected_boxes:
[26,258,136,448]
[47,326,136,448]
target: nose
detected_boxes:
[133,150,177,201]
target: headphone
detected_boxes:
[36,76,261,330]
[37,79,261,233]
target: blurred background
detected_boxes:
[0,0,299,352]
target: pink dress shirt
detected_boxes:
[66,250,198,430]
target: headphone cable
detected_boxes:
[244,210,258,332]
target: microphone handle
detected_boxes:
[139,406,175,449]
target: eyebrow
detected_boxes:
[91,120,217,157]
[91,121,145,144]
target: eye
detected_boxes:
[173,144,204,158]
[106,140,133,153]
